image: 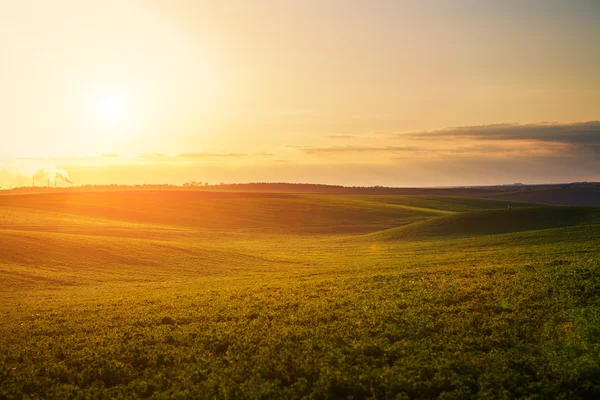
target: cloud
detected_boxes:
[325,135,357,139]
[438,140,570,158]
[178,152,247,158]
[291,145,423,155]
[102,152,120,158]
[138,152,248,162]
[350,113,395,121]
[287,121,600,163]
[397,121,600,150]
[140,152,172,161]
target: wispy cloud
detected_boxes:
[396,121,600,150]
[286,121,600,161]
[139,152,247,161]
[140,152,172,161]
[291,145,423,155]
[325,135,357,139]
[178,152,247,158]
[350,113,396,121]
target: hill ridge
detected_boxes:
[367,205,600,241]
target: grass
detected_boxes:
[1,191,599,399]
[369,206,600,241]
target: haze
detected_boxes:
[1,0,599,187]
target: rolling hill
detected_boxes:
[1,190,599,398]
[370,206,600,241]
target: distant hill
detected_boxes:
[2,182,599,206]
[480,186,600,206]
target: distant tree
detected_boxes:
[183,181,205,188]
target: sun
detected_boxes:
[84,85,140,149]
[93,91,127,126]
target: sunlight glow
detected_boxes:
[93,91,127,126]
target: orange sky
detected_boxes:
[1,0,599,187]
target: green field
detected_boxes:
[1,191,599,399]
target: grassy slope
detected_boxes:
[370,206,600,241]
[0,191,443,234]
[1,191,599,399]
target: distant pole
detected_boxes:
[32,178,34,187]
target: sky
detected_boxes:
[1,0,599,187]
